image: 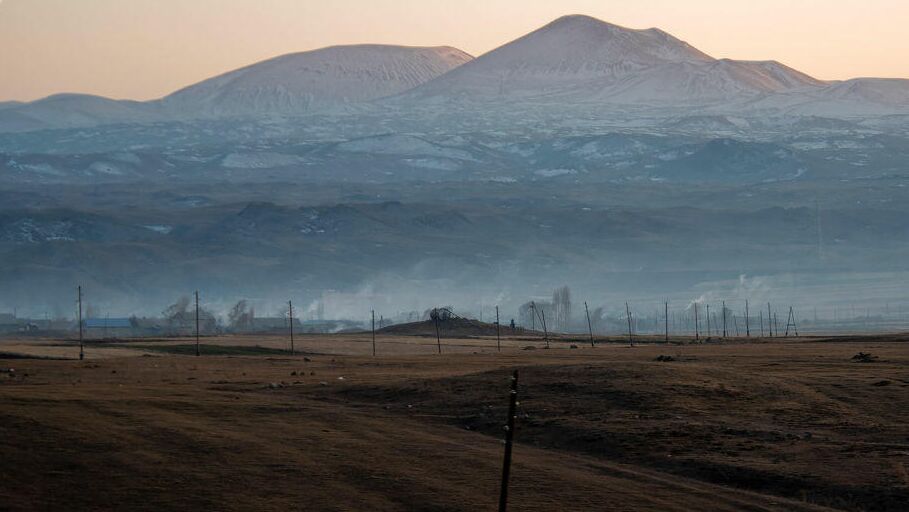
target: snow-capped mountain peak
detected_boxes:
[402,14,831,106]
[160,44,473,117]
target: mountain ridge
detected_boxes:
[1,14,908,133]
[159,44,473,118]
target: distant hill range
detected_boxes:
[2,15,908,133]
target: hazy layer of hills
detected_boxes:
[0,15,907,321]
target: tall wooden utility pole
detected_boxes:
[289,300,295,355]
[371,310,376,356]
[760,311,765,337]
[785,306,799,337]
[768,302,773,337]
[538,306,549,349]
[434,314,442,354]
[722,300,727,338]
[694,303,700,340]
[78,285,84,361]
[665,301,669,343]
[498,370,519,512]
[496,306,502,352]
[745,300,750,337]
[625,302,634,347]
[195,291,200,357]
[706,304,711,337]
[584,302,594,348]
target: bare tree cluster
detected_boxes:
[228,300,255,330]
[162,296,217,333]
[552,286,571,332]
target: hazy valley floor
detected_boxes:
[1,334,907,511]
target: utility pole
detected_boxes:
[498,370,519,512]
[722,300,727,338]
[434,314,442,354]
[78,285,84,361]
[785,306,799,337]
[768,302,773,337]
[539,306,549,349]
[694,302,700,340]
[496,305,502,352]
[706,304,711,337]
[625,302,634,347]
[371,310,376,356]
[746,300,750,337]
[584,302,594,348]
[760,311,765,337]
[665,301,669,343]
[195,291,200,357]
[289,300,295,356]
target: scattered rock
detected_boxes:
[655,355,676,362]
[319,381,328,386]
[303,357,312,362]
[267,382,280,389]
[0,368,14,374]
[337,376,345,381]
[570,345,579,349]
[872,380,891,387]
[291,371,297,376]
[522,346,536,351]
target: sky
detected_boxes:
[1,0,908,102]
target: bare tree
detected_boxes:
[552,286,571,332]
[228,300,255,331]
[163,296,192,330]
[164,296,217,334]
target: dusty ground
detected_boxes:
[1,333,907,511]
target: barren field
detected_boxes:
[1,333,908,511]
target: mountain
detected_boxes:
[0,94,160,133]
[2,15,908,135]
[406,15,711,99]
[402,15,826,106]
[160,44,473,117]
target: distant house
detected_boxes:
[83,317,136,338]
[245,317,301,333]
[0,313,23,334]
[300,319,362,333]
[84,318,134,329]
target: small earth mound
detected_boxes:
[378,317,504,338]
[654,355,676,362]
[852,352,878,363]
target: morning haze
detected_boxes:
[1,4,908,512]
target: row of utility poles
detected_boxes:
[69,286,802,359]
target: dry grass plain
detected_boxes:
[1,332,908,511]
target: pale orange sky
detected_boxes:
[1,0,908,102]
